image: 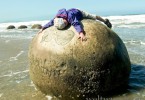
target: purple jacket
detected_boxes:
[42,8,84,33]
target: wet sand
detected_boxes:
[0,31,145,100]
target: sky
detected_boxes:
[0,0,145,22]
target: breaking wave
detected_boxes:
[106,14,145,28]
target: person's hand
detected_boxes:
[37,29,43,34]
[78,32,87,42]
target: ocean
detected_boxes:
[0,14,145,100]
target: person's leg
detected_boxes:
[78,9,105,22]
[78,9,96,20]
[78,9,112,28]
[96,16,112,28]
[96,16,106,23]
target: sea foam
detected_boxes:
[9,51,24,61]
[105,14,145,28]
[0,20,49,31]
[0,93,3,98]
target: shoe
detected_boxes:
[105,19,112,28]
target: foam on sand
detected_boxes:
[9,51,24,61]
[0,93,3,98]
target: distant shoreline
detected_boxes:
[0,12,145,23]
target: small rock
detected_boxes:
[7,25,15,29]
[18,25,27,29]
[31,24,42,29]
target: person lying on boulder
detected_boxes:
[38,8,112,41]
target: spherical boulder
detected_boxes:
[7,25,15,29]
[31,24,42,29]
[18,25,27,29]
[28,19,131,100]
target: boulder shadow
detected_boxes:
[128,64,145,92]
[103,64,145,98]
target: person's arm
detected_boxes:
[69,17,87,41]
[42,19,54,30]
[38,19,54,34]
